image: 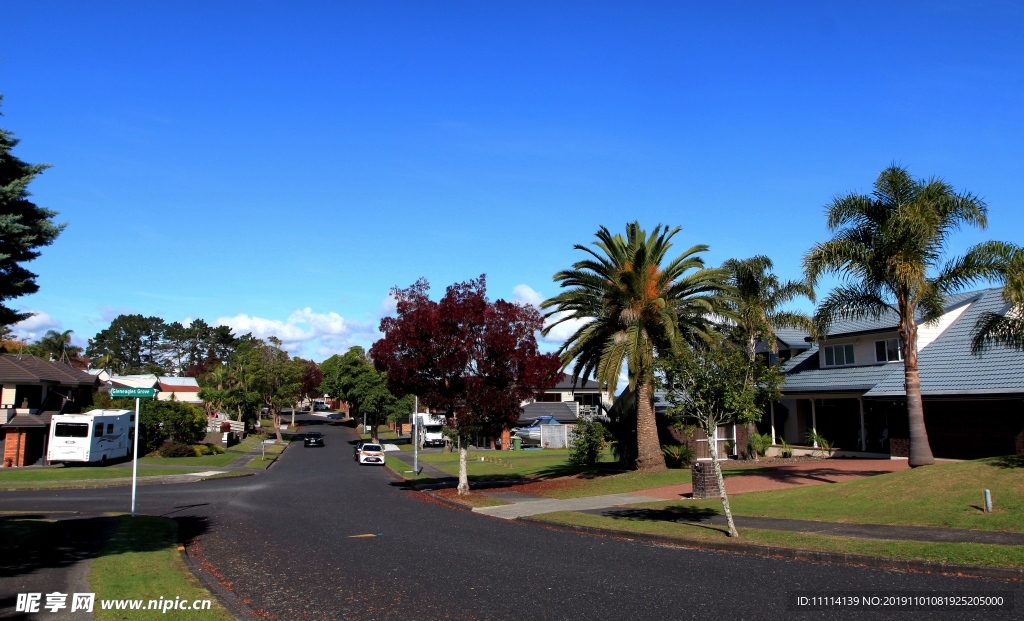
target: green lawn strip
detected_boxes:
[537,468,694,499]
[684,456,1024,533]
[534,510,1024,569]
[384,456,438,484]
[418,449,620,481]
[242,443,285,469]
[90,515,235,621]
[0,468,202,483]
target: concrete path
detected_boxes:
[473,492,665,519]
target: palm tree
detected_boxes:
[36,329,82,363]
[541,222,731,472]
[723,256,815,455]
[804,165,994,467]
[971,242,1024,353]
[723,256,816,364]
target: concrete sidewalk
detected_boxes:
[473,492,665,519]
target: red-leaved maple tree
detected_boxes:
[370,275,561,494]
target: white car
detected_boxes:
[357,443,386,466]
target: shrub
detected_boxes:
[779,439,793,458]
[805,430,834,457]
[159,442,195,458]
[747,432,773,458]
[569,419,606,466]
[661,444,695,469]
[190,443,225,456]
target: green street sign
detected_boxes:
[110,387,157,398]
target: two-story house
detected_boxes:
[773,288,1024,460]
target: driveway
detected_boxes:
[1,416,1020,620]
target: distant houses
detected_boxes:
[0,361,206,467]
[0,354,99,467]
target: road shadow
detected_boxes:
[0,513,212,580]
[595,505,726,534]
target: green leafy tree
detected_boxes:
[24,329,85,366]
[321,346,375,429]
[804,165,1004,467]
[661,343,761,538]
[237,336,300,441]
[0,96,66,327]
[971,242,1024,353]
[541,222,731,472]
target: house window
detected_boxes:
[875,338,902,362]
[536,392,562,402]
[823,343,855,367]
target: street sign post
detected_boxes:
[111,387,157,516]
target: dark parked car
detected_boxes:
[304,432,325,447]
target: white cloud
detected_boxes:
[214,308,378,361]
[12,311,62,342]
[541,312,590,344]
[378,292,398,317]
[512,284,544,308]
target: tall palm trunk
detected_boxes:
[635,382,666,471]
[900,312,934,466]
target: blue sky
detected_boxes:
[3,2,1023,361]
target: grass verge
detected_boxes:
[244,443,284,469]
[0,468,200,486]
[680,455,1024,533]
[534,510,1024,569]
[138,435,261,468]
[90,515,235,620]
[384,456,438,484]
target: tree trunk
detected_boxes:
[271,408,282,442]
[634,381,667,472]
[707,427,739,538]
[902,316,935,467]
[457,435,469,495]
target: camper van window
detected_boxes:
[94,423,103,436]
[106,424,114,434]
[55,423,89,438]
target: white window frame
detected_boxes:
[874,338,902,363]
[823,343,856,367]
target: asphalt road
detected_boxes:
[2,416,1021,621]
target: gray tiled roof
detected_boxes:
[866,288,1024,396]
[0,355,97,386]
[773,327,813,349]
[552,374,602,391]
[780,345,901,395]
[518,402,578,424]
[821,290,983,337]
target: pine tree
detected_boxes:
[0,95,65,325]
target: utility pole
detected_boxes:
[413,395,419,476]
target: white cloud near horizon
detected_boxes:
[214,308,379,361]
[11,311,63,343]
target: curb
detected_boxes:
[517,517,1024,582]
[179,541,259,621]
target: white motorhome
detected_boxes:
[414,413,447,448]
[47,409,136,465]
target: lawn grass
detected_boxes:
[244,443,284,469]
[418,448,620,481]
[670,455,1024,533]
[90,515,235,621]
[529,468,694,499]
[384,456,438,484]
[0,467,200,484]
[535,510,1024,569]
[137,435,261,468]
